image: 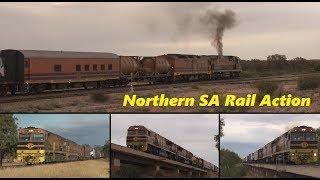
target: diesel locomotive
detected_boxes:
[126,125,218,172]
[243,126,319,165]
[17,127,95,164]
[0,49,241,96]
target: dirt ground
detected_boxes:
[0,80,319,113]
[0,159,109,178]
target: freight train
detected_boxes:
[16,127,98,164]
[0,49,241,96]
[243,126,319,165]
[126,125,219,172]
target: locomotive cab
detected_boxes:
[289,126,318,164]
[126,126,148,152]
[16,127,47,164]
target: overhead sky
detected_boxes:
[14,114,110,146]
[1,2,320,60]
[221,114,320,158]
[111,114,219,166]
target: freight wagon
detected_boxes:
[16,127,94,164]
[243,126,318,165]
[126,125,218,172]
[0,49,241,96]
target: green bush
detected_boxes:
[255,81,279,95]
[90,92,110,103]
[220,148,247,177]
[298,75,320,90]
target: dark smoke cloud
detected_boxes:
[200,9,237,55]
[142,4,238,55]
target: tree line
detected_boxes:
[241,54,320,76]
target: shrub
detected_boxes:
[220,148,247,177]
[298,75,320,90]
[90,92,110,103]
[255,81,279,95]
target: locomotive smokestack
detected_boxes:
[200,9,237,56]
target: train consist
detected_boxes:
[0,49,241,96]
[16,127,101,164]
[243,126,319,165]
[126,125,219,172]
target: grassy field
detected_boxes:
[0,159,109,178]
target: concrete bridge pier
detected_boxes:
[111,158,121,173]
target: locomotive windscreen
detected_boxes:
[19,134,31,142]
[291,132,316,141]
[304,132,316,141]
[33,134,45,141]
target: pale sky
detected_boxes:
[111,114,219,166]
[221,114,320,158]
[1,2,320,60]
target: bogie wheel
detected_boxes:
[0,86,8,96]
[9,86,16,95]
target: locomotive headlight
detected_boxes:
[291,153,295,156]
[18,154,21,157]
[314,153,317,157]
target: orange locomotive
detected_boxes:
[243,126,318,165]
[126,125,219,172]
[0,49,241,96]
[17,126,94,164]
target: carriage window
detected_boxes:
[54,65,62,72]
[101,65,105,71]
[85,65,89,71]
[93,64,97,71]
[108,64,112,70]
[76,65,81,71]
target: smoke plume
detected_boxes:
[142,4,238,55]
[200,9,237,56]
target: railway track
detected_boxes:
[0,72,319,104]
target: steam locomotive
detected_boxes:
[16,127,97,164]
[126,125,218,172]
[243,126,318,165]
[0,49,241,96]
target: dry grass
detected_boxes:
[0,159,109,178]
[0,79,319,113]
